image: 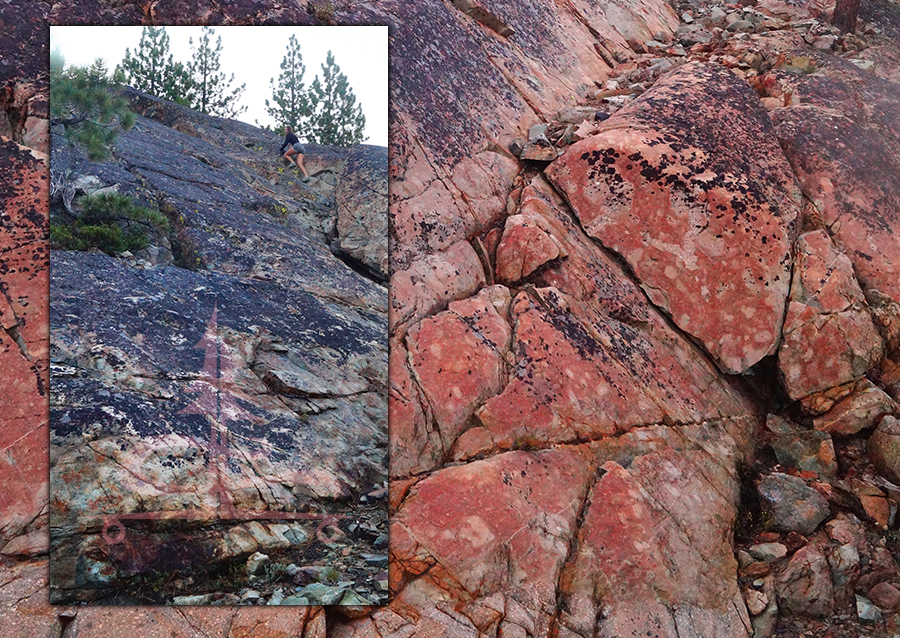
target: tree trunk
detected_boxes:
[832,0,861,33]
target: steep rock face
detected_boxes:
[0,139,49,554]
[546,62,802,375]
[47,90,389,604]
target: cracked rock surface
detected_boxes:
[3,0,900,636]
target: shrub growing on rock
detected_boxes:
[50,192,170,256]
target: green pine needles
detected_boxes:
[117,26,194,106]
[187,27,247,118]
[50,58,135,161]
[50,192,171,256]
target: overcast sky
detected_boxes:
[50,26,388,147]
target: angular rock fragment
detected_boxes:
[495,213,564,282]
[777,543,834,617]
[868,416,900,484]
[758,473,829,535]
[778,230,884,400]
[813,380,898,436]
[771,429,837,478]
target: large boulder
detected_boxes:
[546,62,802,374]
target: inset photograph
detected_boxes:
[47,25,388,606]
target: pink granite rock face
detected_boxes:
[0,140,49,554]
[405,285,511,466]
[778,230,884,400]
[770,55,900,308]
[495,213,564,283]
[546,62,803,374]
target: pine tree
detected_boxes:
[187,27,247,118]
[306,51,367,146]
[50,58,135,161]
[265,35,310,133]
[117,27,194,105]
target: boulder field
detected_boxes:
[2,0,900,636]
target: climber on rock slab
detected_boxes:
[279,125,310,182]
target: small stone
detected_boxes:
[681,11,694,23]
[528,123,549,143]
[860,493,892,528]
[519,142,558,162]
[737,549,755,568]
[173,593,216,605]
[849,58,876,72]
[771,430,837,478]
[749,542,788,562]
[827,543,860,589]
[240,589,262,604]
[858,595,883,622]
[869,416,900,483]
[508,139,525,156]
[813,35,837,50]
[778,544,834,617]
[766,414,797,435]
[727,19,755,32]
[814,381,897,436]
[266,588,285,605]
[758,473,830,535]
[361,553,388,567]
[279,594,311,605]
[827,515,865,545]
[709,6,727,22]
[869,582,900,611]
[340,590,372,605]
[745,588,768,615]
[246,551,270,576]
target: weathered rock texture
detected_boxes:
[546,61,802,375]
[779,230,883,400]
[3,0,900,635]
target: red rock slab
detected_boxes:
[495,213,564,283]
[473,286,753,453]
[0,140,49,547]
[388,338,443,478]
[389,240,485,336]
[515,176,652,325]
[770,62,900,306]
[546,62,802,374]
[406,285,511,456]
[813,379,898,436]
[391,446,596,616]
[779,230,884,400]
[557,451,751,637]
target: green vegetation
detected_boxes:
[305,51,367,146]
[50,58,135,161]
[265,34,310,133]
[187,27,247,118]
[50,192,170,256]
[117,26,195,106]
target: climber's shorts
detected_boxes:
[293,142,306,154]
